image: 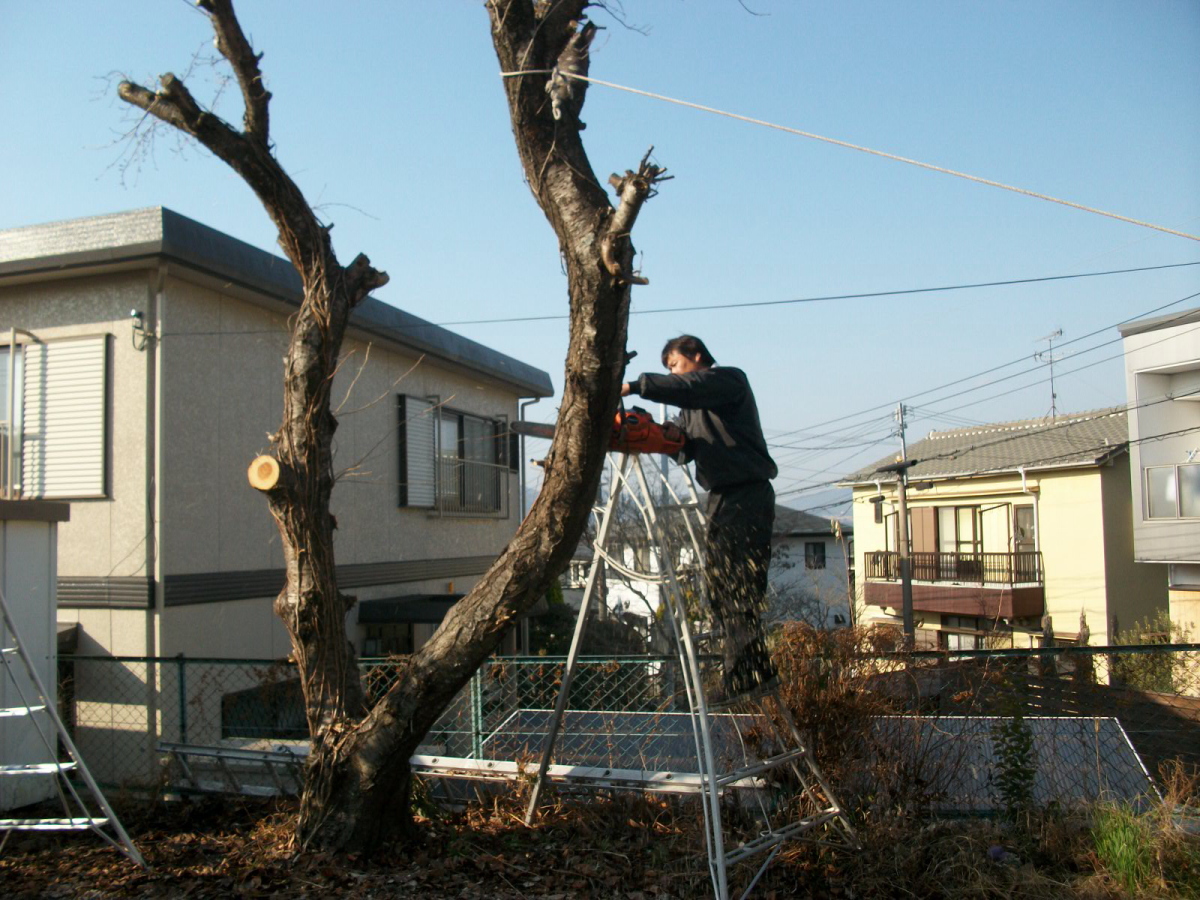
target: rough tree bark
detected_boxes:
[120,0,665,853]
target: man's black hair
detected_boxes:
[661,335,716,368]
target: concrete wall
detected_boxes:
[0,513,61,810]
[1100,455,1168,639]
[1124,321,1200,563]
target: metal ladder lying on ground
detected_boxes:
[159,742,305,798]
[0,586,144,865]
[522,452,860,900]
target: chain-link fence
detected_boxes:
[58,644,1200,814]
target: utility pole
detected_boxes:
[878,459,916,645]
[1035,329,1065,420]
[879,402,915,645]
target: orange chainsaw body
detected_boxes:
[610,408,686,455]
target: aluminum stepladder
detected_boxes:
[0,586,145,866]
[523,452,858,900]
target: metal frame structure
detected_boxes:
[0,586,144,865]
[521,452,859,899]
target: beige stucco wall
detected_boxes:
[4,262,536,662]
[159,274,523,579]
[0,271,156,583]
[155,271,528,658]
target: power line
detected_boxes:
[774,421,1200,501]
[432,261,1200,327]
[769,287,1200,443]
[546,71,1200,243]
[914,312,1200,423]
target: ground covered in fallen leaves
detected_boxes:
[4,793,725,899]
[1,791,1188,898]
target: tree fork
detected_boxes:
[119,0,664,854]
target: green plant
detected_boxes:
[1091,803,1158,895]
[990,704,1036,826]
[1112,610,1195,693]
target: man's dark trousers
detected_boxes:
[703,480,776,693]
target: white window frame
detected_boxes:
[1145,463,1200,520]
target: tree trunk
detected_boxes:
[120,0,665,853]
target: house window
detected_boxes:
[221,678,306,740]
[0,345,23,497]
[1146,464,1200,519]
[1,338,108,500]
[805,541,826,569]
[398,394,507,515]
[362,623,414,657]
[1014,505,1035,552]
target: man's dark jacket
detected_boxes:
[631,367,777,492]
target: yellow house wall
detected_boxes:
[851,462,1163,646]
[1168,590,1200,637]
[1036,469,1110,643]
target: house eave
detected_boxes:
[841,451,1127,490]
[0,208,554,399]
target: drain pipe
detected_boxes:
[519,397,541,520]
[1018,467,1041,555]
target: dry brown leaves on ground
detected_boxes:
[1,791,1190,899]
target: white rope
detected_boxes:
[500,69,1199,243]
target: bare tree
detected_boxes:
[119,0,664,852]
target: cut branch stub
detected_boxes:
[248,454,282,492]
[600,151,669,285]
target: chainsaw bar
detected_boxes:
[512,410,684,456]
[511,421,557,440]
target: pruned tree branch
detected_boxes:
[602,147,670,284]
[198,0,271,143]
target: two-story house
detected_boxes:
[840,408,1165,649]
[768,506,853,629]
[1120,307,1200,636]
[0,208,554,663]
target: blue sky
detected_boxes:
[3,1,1198,514]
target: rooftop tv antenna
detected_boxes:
[1035,329,1065,420]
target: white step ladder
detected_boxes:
[523,452,858,900]
[0,586,145,866]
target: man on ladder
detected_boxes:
[622,335,779,701]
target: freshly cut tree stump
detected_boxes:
[248,455,281,492]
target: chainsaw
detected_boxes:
[513,407,686,456]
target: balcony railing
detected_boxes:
[865,550,1043,586]
[436,456,509,516]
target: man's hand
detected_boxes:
[620,382,633,397]
[662,423,683,444]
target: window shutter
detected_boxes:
[22,337,108,499]
[508,432,520,473]
[398,394,437,507]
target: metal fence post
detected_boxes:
[470,665,483,759]
[176,653,188,745]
